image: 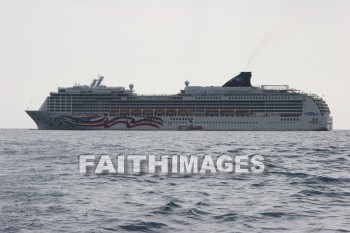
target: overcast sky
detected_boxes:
[0,0,349,129]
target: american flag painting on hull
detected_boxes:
[55,115,164,129]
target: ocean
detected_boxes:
[0,129,349,232]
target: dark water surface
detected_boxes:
[0,129,350,232]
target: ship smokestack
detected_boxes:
[222,72,252,87]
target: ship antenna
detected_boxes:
[90,79,97,87]
[96,75,104,87]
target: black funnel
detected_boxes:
[222,72,252,87]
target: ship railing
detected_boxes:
[308,93,323,100]
[72,110,302,118]
[261,85,290,90]
[133,94,176,97]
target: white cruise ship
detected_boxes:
[26,72,332,131]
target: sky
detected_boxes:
[0,0,349,129]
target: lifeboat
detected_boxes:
[236,109,250,113]
[178,109,189,116]
[120,109,130,115]
[205,109,219,115]
[131,109,142,115]
[154,109,165,116]
[236,109,250,115]
[220,109,235,115]
[166,109,177,116]
[143,109,153,116]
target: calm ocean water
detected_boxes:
[0,129,349,232]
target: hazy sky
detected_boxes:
[0,0,349,129]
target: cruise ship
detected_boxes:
[26,72,332,131]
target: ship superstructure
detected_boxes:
[26,72,332,130]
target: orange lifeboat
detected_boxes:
[206,109,219,115]
[178,109,189,116]
[220,109,235,115]
[143,109,154,116]
[154,109,165,116]
[131,109,142,115]
[236,109,250,116]
[166,109,177,116]
[120,109,130,115]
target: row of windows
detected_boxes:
[66,105,303,110]
[48,100,303,105]
[268,121,297,124]
[65,102,302,105]
[48,109,302,115]
[50,102,302,107]
[194,96,297,100]
[37,116,300,125]
[65,99,302,103]
[228,96,296,100]
[49,96,302,103]
[51,93,300,99]
[164,121,259,124]
[281,118,299,121]
[51,94,117,97]
[66,109,301,113]
[65,103,302,107]
[195,97,222,100]
[127,97,183,100]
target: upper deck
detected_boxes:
[51,72,299,98]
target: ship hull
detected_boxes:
[26,111,332,131]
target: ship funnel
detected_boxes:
[222,72,252,87]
